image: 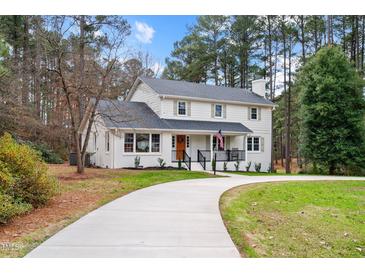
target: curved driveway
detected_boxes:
[27,173,365,258]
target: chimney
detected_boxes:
[251,79,266,98]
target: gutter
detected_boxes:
[160,95,276,108]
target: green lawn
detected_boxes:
[0,166,215,257]
[220,180,365,258]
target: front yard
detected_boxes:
[0,164,214,257]
[220,180,365,257]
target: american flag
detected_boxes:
[214,130,224,150]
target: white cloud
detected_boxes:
[135,21,155,44]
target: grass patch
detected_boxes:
[220,180,365,258]
[0,164,214,257]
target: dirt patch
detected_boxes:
[0,190,100,242]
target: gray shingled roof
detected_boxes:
[97,100,252,133]
[162,119,252,133]
[97,100,169,129]
[138,76,274,106]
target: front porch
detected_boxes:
[171,133,247,170]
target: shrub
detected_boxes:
[134,156,141,168]
[0,193,32,224]
[157,158,166,168]
[0,133,58,207]
[223,162,228,171]
[28,142,64,164]
[245,161,251,172]
[234,160,240,171]
[254,162,262,172]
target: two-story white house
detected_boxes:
[83,77,274,171]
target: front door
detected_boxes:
[176,135,186,160]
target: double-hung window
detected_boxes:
[151,134,160,152]
[124,133,134,152]
[178,101,187,116]
[250,107,258,120]
[247,137,260,152]
[214,104,223,118]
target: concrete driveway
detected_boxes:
[26,173,365,258]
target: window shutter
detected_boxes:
[173,100,177,116]
[211,104,215,118]
[258,108,262,120]
[248,107,251,120]
[260,137,264,152]
[223,104,227,118]
[187,101,191,116]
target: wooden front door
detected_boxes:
[176,135,186,160]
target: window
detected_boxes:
[247,137,260,152]
[124,133,134,152]
[213,136,225,151]
[105,131,110,152]
[250,108,258,120]
[186,136,190,148]
[136,133,150,153]
[151,134,160,152]
[178,101,187,116]
[214,104,223,118]
[93,132,97,151]
[124,133,161,153]
[172,135,176,148]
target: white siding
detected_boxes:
[161,98,272,171]
[129,82,162,115]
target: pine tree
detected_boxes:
[297,46,365,174]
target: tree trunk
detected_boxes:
[300,15,306,62]
[21,16,29,106]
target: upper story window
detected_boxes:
[247,137,260,152]
[177,101,187,116]
[250,107,258,120]
[105,131,110,152]
[214,104,223,118]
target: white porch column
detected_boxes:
[210,134,214,162]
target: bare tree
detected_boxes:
[40,16,131,173]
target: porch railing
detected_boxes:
[197,149,206,170]
[171,150,191,170]
[183,150,191,171]
[197,149,246,162]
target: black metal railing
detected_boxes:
[197,149,245,162]
[197,149,206,170]
[171,150,191,170]
[183,150,191,171]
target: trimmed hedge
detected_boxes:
[0,133,59,223]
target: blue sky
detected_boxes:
[124,16,197,70]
